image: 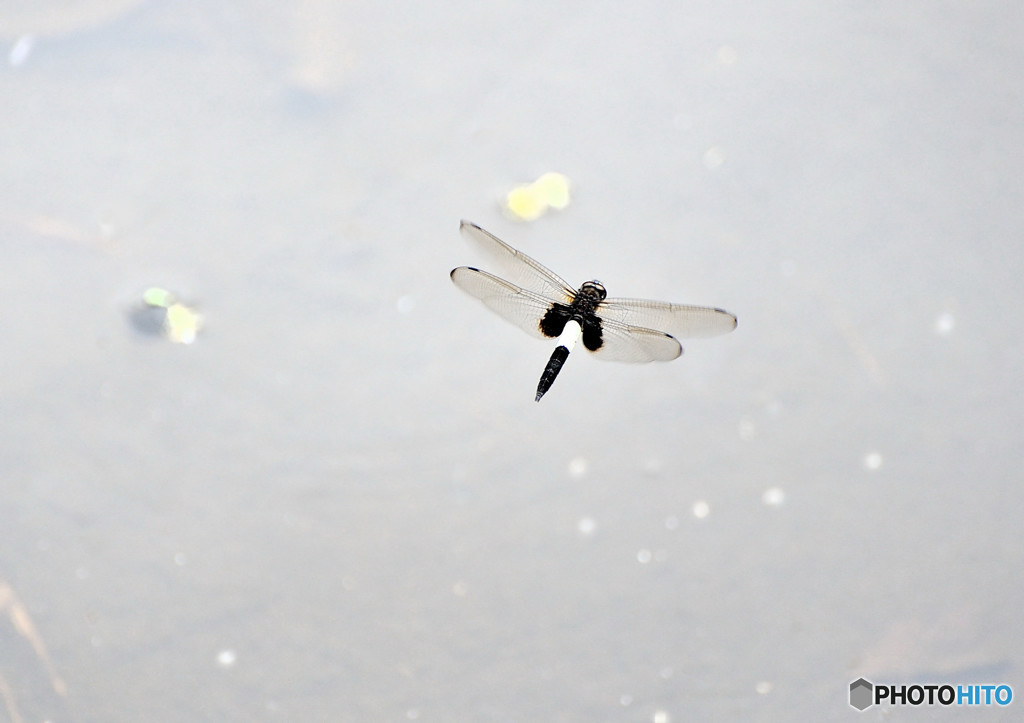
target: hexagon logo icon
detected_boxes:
[850,678,873,710]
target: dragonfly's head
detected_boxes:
[580,281,607,301]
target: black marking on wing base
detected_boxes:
[539,304,572,338]
[536,345,571,401]
[581,316,603,351]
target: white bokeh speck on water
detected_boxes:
[934,312,955,336]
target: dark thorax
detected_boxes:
[538,281,607,352]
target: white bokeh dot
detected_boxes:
[934,312,955,336]
[567,456,588,478]
[702,146,725,170]
[577,516,597,536]
[9,35,34,67]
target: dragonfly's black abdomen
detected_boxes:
[536,344,571,401]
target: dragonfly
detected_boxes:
[450,221,737,401]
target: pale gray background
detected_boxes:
[1,1,1021,720]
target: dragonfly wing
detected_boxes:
[459,221,577,303]
[451,266,559,340]
[598,297,737,338]
[588,318,683,363]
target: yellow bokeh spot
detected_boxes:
[531,172,570,209]
[505,185,546,221]
[504,171,571,220]
[165,303,202,344]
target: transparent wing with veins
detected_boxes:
[592,318,684,362]
[449,266,558,342]
[458,221,576,304]
[598,297,737,340]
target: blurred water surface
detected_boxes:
[1,1,1022,719]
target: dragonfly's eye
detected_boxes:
[581,281,607,300]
